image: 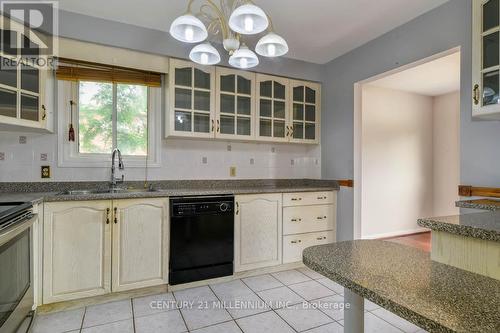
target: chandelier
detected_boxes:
[169,0,288,69]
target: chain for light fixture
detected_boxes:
[169,0,288,69]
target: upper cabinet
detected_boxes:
[472,0,500,119]
[166,59,321,144]
[216,67,256,140]
[256,74,289,142]
[168,59,215,138]
[0,17,53,132]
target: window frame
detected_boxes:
[57,79,161,168]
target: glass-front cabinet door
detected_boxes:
[168,59,215,138]
[289,80,320,144]
[215,68,255,139]
[472,0,500,119]
[256,74,289,142]
[0,20,48,130]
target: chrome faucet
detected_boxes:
[110,148,124,187]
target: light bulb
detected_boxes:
[244,15,254,32]
[184,26,194,42]
[200,53,209,65]
[267,44,276,57]
[240,57,248,69]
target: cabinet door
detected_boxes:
[43,201,112,304]
[255,74,290,142]
[111,199,168,292]
[289,80,320,144]
[234,193,282,272]
[472,0,500,118]
[168,59,215,138]
[216,67,256,140]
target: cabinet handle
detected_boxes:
[291,218,302,222]
[217,119,220,133]
[316,236,327,241]
[286,126,290,137]
[291,239,302,244]
[317,196,327,200]
[114,207,118,224]
[41,105,47,120]
[106,208,110,224]
[289,125,294,137]
[473,84,480,105]
[291,197,302,201]
[211,119,215,132]
[235,202,239,215]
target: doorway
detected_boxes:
[353,48,461,240]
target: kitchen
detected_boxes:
[0,1,499,333]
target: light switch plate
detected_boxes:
[229,166,236,177]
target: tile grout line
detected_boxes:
[79,306,86,332]
[130,298,136,333]
[172,290,190,332]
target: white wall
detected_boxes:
[0,133,321,182]
[433,91,460,216]
[361,85,434,238]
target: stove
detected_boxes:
[0,202,33,232]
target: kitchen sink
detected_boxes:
[58,187,159,196]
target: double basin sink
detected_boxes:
[58,187,159,196]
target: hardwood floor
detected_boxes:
[382,232,431,252]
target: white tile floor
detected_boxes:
[32,268,428,333]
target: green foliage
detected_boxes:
[78,82,148,156]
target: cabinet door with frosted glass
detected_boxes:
[289,80,320,144]
[215,68,255,140]
[168,59,215,137]
[256,74,289,142]
[472,0,500,119]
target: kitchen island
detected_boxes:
[303,240,500,333]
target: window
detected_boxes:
[78,81,148,156]
[58,80,161,167]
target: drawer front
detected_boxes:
[283,191,334,207]
[283,205,334,235]
[283,231,334,264]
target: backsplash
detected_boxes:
[0,132,321,182]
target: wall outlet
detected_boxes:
[202,156,208,164]
[227,144,232,151]
[250,158,255,165]
[229,166,236,177]
[0,152,4,161]
[271,147,276,153]
[40,153,48,161]
[41,166,51,179]
[291,159,295,166]
[19,136,27,144]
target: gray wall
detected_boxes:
[321,0,500,241]
[57,10,324,82]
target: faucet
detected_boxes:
[110,148,124,187]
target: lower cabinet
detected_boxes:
[43,199,168,304]
[234,194,282,272]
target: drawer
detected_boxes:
[283,191,334,207]
[283,205,334,235]
[283,231,335,264]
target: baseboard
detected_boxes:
[363,227,429,240]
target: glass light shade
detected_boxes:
[169,14,208,43]
[256,32,288,57]
[229,45,259,69]
[228,4,269,35]
[189,43,221,65]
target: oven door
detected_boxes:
[0,216,34,333]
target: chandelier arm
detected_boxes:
[187,0,230,38]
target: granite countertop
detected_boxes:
[303,240,500,333]
[456,199,500,211]
[417,211,500,242]
[0,179,339,203]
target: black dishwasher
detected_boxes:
[169,196,234,285]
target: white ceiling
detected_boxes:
[369,52,461,96]
[55,0,449,64]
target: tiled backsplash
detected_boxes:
[0,132,321,182]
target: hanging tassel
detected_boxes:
[69,100,75,142]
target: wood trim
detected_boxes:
[458,185,500,198]
[338,179,354,187]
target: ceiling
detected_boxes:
[54,0,449,64]
[369,51,461,96]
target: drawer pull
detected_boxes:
[106,208,110,224]
[291,198,302,201]
[317,196,327,200]
[291,240,302,244]
[316,237,327,241]
[291,218,302,222]
[316,216,327,220]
